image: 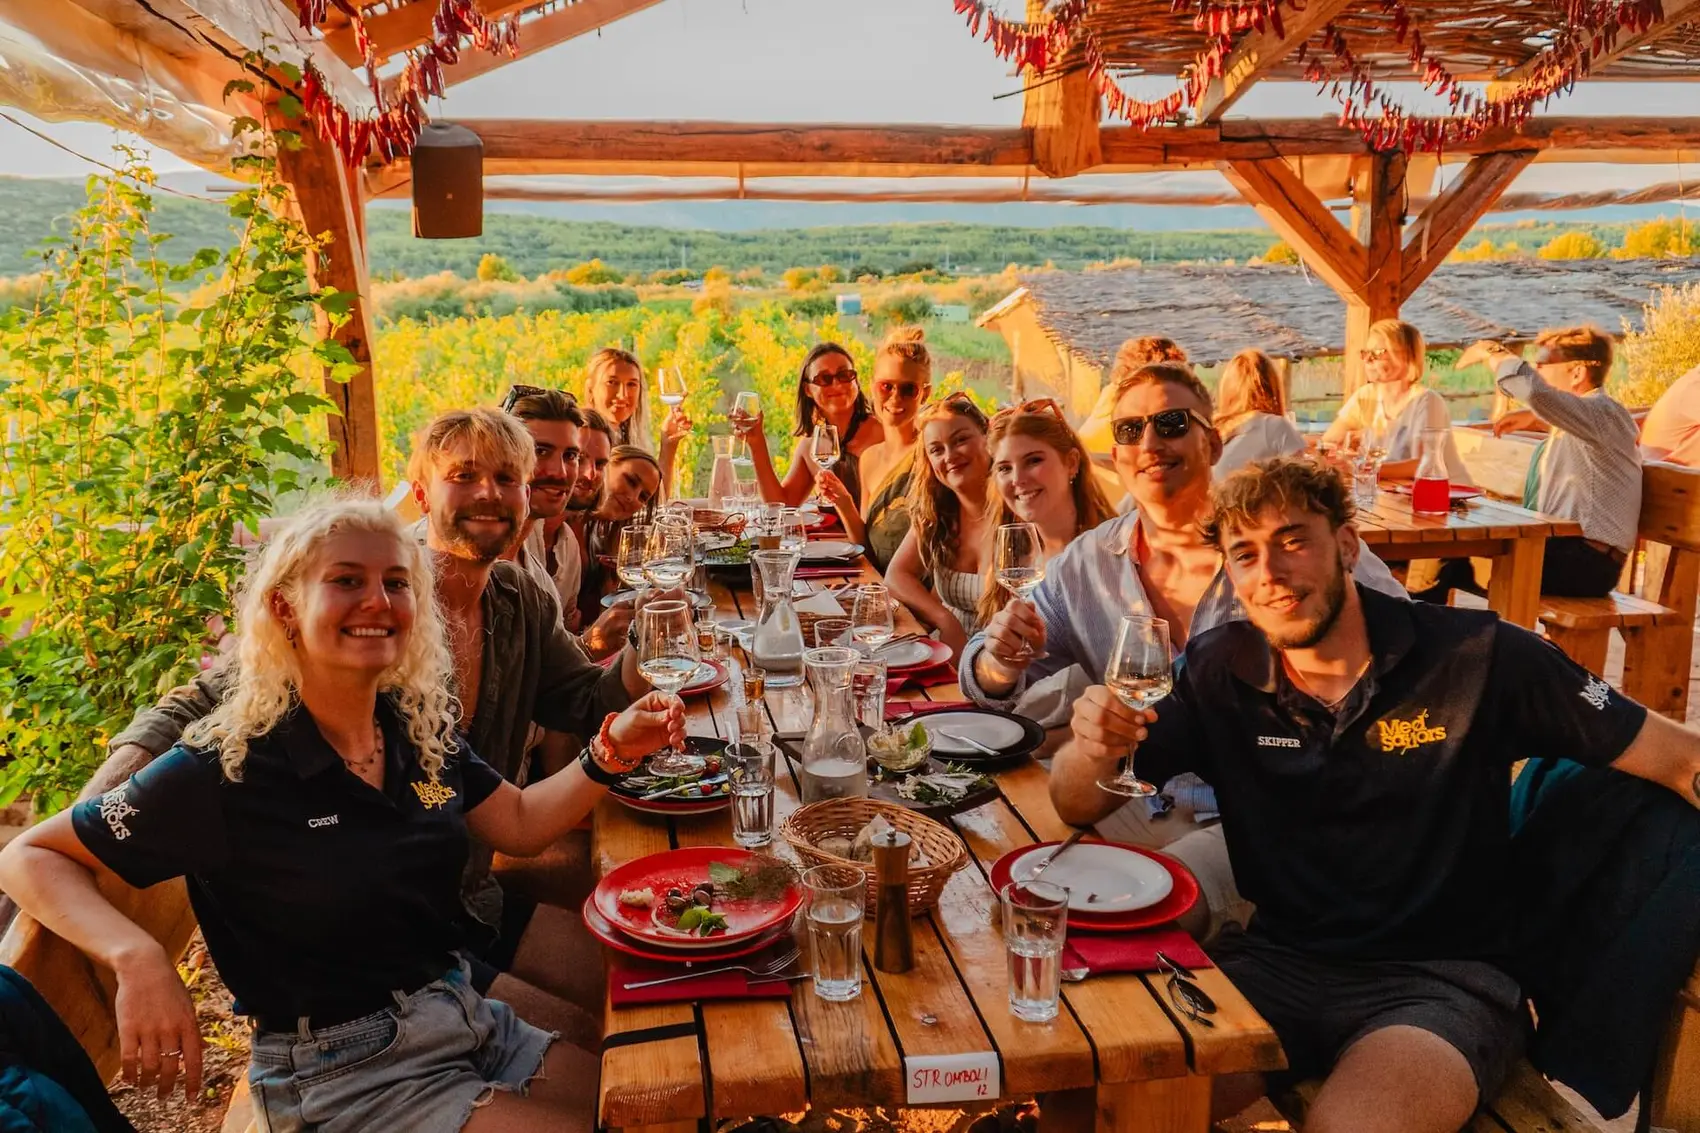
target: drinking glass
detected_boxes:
[733,390,761,419]
[994,523,1047,661]
[616,523,653,593]
[658,366,688,408]
[810,422,841,504]
[727,740,776,849]
[1352,459,1381,514]
[814,618,852,648]
[734,699,770,744]
[849,584,895,652]
[740,666,767,704]
[644,517,694,591]
[1002,879,1070,1022]
[1097,615,1172,798]
[780,509,808,554]
[753,503,785,551]
[695,607,719,656]
[851,656,888,731]
[638,599,700,776]
[804,864,866,1002]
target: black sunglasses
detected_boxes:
[875,380,921,399]
[809,369,859,387]
[1157,951,1218,1027]
[500,383,575,413]
[1111,408,1214,446]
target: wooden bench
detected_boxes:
[1539,461,1700,721]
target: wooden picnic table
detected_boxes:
[1353,490,1582,629]
[593,556,1284,1133]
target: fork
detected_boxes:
[620,947,802,991]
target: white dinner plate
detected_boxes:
[923,711,1026,755]
[871,640,933,668]
[602,589,714,609]
[1006,842,1176,913]
[801,540,864,561]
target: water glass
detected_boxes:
[1352,456,1382,513]
[727,740,776,848]
[814,617,852,647]
[734,699,770,743]
[851,656,888,730]
[804,864,866,1002]
[1002,879,1069,1022]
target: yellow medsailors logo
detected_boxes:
[1375,709,1447,756]
[411,780,458,810]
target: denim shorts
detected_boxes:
[247,961,558,1133]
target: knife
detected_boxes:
[1024,828,1088,883]
[933,726,1002,758]
[638,774,729,801]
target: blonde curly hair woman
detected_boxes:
[0,495,680,1133]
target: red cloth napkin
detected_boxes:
[885,699,972,720]
[609,963,795,1007]
[795,566,863,579]
[1060,927,1212,977]
[884,662,959,694]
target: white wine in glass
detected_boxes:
[849,584,895,651]
[643,517,694,590]
[639,599,700,775]
[810,422,840,504]
[658,367,688,408]
[994,522,1047,659]
[1098,615,1172,799]
[616,523,653,591]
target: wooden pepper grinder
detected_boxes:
[872,828,914,974]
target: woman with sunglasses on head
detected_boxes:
[0,496,683,1133]
[1321,319,1469,483]
[884,394,993,659]
[816,328,933,571]
[1213,349,1305,478]
[729,342,884,508]
[583,348,691,498]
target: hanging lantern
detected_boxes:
[411,122,483,240]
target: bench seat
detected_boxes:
[1540,590,1678,678]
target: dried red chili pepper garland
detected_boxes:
[287,0,519,163]
[951,0,1665,152]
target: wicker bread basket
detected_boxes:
[780,797,966,916]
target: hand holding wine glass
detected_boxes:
[994,523,1047,661]
[1097,616,1172,799]
[657,366,688,408]
[637,599,700,776]
[809,423,840,505]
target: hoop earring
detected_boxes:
[284,624,297,648]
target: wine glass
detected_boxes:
[616,523,653,593]
[809,422,841,505]
[638,599,701,775]
[658,367,688,409]
[643,516,694,591]
[994,522,1048,661]
[849,584,895,652]
[779,509,808,554]
[733,390,761,418]
[1097,615,1172,799]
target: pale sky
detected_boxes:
[3,0,1697,199]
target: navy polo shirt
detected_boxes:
[71,697,504,1026]
[1137,586,1648,962]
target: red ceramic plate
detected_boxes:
[582,896,791,963]
[1386,482,1483,502]
[681,659,729,697]
[593,847,804,949]
[989,840,1200,934]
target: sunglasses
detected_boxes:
[1157,951,1218,1028]
[1110,408,1214,446]
[992,397,1068,423]
[1359,348,1391,363]
[809,369,859,387]
[874,380,922,399]
[931,391,990,425]
[500,383,574,413]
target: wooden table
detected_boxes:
[1354,490,1583,628]
[594,562,1284,1133]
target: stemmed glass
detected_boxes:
[849,584,895,652]
[638,600,701,776]
[643,516,694,591]
[616,523,653,594]
[779,509,808,554]
[1097,615,1172,799]
[810,422,841,506]
[658,367,688,409]
[994,522,1047,661]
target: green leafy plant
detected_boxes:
[0,141,344,813]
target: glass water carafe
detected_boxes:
[751,549,806,689]
[708,434,738,504]
[1412,428,1451,516]
[800,646,869,802]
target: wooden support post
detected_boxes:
[1342,152,1407,393]
[277,127,384,490]
[1023,0,1101,179]
[1400,151,1537,297]
[1219,157,1366,299]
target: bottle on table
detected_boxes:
[1412,427,1451,516]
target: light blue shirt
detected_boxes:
[960,509,1407,709]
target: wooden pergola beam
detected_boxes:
[1194,0,1357,123]
[1344,151,1407,390]
[1486,0,1700,103]
[1022,0,1101,178]
[323,0,535,66]
[426,0,667,89]
[277,123,383,489]
[1401,150,1537,296]
[1219,157,1366,298]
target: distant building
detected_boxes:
[835,293,862,316]
[934,304,970,323]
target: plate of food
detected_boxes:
[592,848,804,949]
[681,659,729,698]
[581,895,790,962]
[611,737,733,815]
